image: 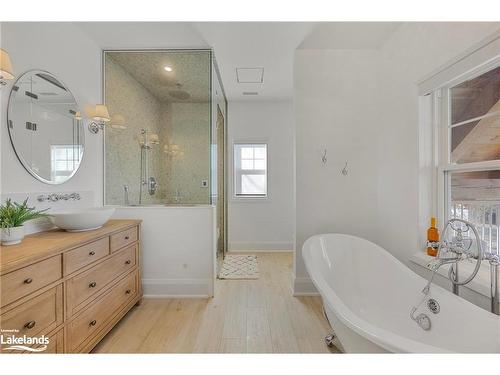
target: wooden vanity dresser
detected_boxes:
[0,220,142,353]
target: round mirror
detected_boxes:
[7,70,84,184]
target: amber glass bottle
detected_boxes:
[427,217,439,257]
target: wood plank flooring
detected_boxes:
[92,252,341,353]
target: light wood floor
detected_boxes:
[93,252,340,353]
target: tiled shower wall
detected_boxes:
[104,56,211,205]
[165,102,210,204]
[105,57,164,205]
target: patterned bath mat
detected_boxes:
[218,255,259,280]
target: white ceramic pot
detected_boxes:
[1,226,25,246]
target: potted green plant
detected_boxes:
[0,198,50,246]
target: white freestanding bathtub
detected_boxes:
[302,233,500,353]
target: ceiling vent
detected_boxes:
[236,68,264,83]
[242,91,259,96]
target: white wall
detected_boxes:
[112,206,215,297]
[294,50,381,294]
[0,22,216,298]
[293,22,500,294]
[228,101,294,251]
[1,22,102,206]
[376,22,500,266]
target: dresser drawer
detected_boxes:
[110,226,138,253]
[1,256,62,306]
[67,270,138,352]
[0,285,63,350]
[65,237,110,275]
[66,244,137,316]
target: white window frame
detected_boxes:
[434,57,500,230]
[50,144,83,183]
[232,142,268,199]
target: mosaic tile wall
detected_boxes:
[105,57,164,205]
[164,102,211,204]
[104,55,211,205]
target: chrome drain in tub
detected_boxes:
[427,299,440,314]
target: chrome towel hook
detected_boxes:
[341,161,348,176]
[322,149,327,164]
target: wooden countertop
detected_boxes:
[0,219,141,275]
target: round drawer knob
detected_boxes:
[89,320,97,326]
[125,289,132,295]
[125,236,130,240]
[24,278,33,284]
[89,281,97,288]
[125,260,131,265]
[24,320,36,329]
[89,251,96,256]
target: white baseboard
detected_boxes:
[292,276,319,296]
[228,241,293,251]
[142,278,212,298]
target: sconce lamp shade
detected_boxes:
[149,134,160,145]
[93,104,111,122]
[0,49,14,80]
[110,114,127,129]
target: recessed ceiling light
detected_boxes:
[163,66,173,72]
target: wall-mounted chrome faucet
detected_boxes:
[37,193,81,202]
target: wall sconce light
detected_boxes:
[0,49,15,86]
[88,104,111,134]
[137,130,159,148]
[164,143,184,158]
[110,114,127,130]
[149,133,160,145]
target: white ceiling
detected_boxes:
[194,22,315,101]
[77,22,402,102]
[298,22,401,49]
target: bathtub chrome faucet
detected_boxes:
[430,219,499,315]
[434,219,483,286]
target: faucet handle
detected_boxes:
[426,259,443,271]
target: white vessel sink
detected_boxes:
[50,207,115,232]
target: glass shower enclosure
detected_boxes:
[103,49,228,260]
[103,49,225,207]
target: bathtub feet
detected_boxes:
[325,333,336,348]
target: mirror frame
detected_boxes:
[7,69,85,185]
